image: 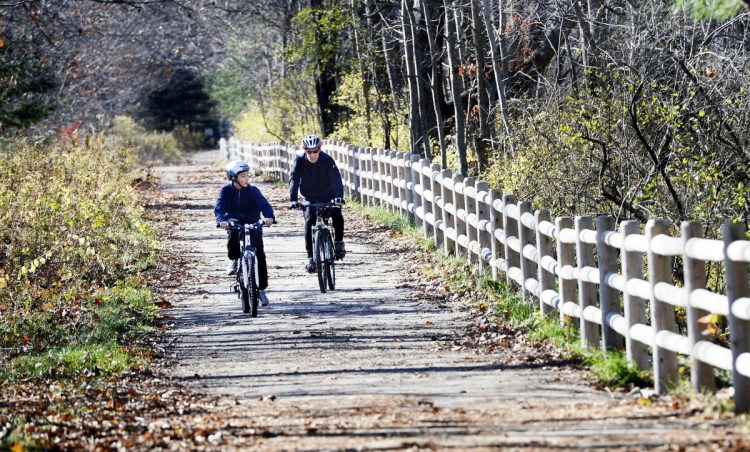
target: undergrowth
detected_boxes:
[0,137,162,381]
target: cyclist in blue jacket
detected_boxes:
[289,134,346,273]
[215,160,275,306]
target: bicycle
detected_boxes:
[297,202,340,293]
[222,219,269,316]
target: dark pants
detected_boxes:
[227,226,269,290]
[304,206,344,258]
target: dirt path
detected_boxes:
[156,150,746,450]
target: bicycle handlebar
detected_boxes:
[217,219,276,230]
[291,201,344,211]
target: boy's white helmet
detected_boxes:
[225,161,250,180]
[301,134,321,149]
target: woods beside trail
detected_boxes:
[3,0,750,240]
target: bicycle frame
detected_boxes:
[299,202,337,292]
[227,219,265,316]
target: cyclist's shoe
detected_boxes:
[305,258,317,273]
[335,241,346,260]
[226,259,238,275]
[259,290,270,307]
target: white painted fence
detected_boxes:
[221,137,750,413]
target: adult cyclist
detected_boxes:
[289,134,346,273]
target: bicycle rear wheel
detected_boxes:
[325,233,335,291]
[314,231,327,293]
[249,253,259,317]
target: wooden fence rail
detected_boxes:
[221,137,750,413]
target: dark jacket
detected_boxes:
[289,151,344,203]
[214,183,275,225]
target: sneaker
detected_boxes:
[335,241,346,260]
[226,259,238,275]
[305,258,317,273]
[259,290,269,307]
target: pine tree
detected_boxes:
[0,40,55,131]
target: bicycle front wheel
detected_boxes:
[314,231,327,293]
[239,257,250,314]
[249,253,259,317]
[325,233,335,291]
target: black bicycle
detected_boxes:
[223,219,268,316]
[299,202,339,293]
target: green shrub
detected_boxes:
[172,124,209,151]
[583,350,652,388]
[109,115,184,163]
[0,138,160,378]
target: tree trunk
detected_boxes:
[422,0,448,166]
[443,0,468,175]
[351,0,372,144]
[470,0,490,172]
[407,0,432,158]
[482,0,512,152]
[311,0,337,136]
[381,29,399,149]
[401,0,430,157]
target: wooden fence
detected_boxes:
[221,137,750,413]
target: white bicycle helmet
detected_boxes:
[301,134,322,150]
[225,160,250,180]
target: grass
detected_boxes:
[1,285,157,381]
[346,199,437,251]
[582,350,652,387]
[5,343,136,380]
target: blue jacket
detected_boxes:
[214,183,275,225]
[289,151,344,203]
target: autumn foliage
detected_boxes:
[0,138,160,380]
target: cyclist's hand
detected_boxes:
[263,218,274,227]
[219,221,229,229]
[290,201,301,209]
[333,197,345,205]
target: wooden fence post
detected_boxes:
[441,170,455,255]
[419,158,433,238]
[597,215,623,351]
[432,165,446,248]
[682,221,715,392]
[377,149,386,208]
[502,194,518,289]
[375,148,385,207]
[364,148,374,207]
[536,210,555,317]
[396,152,405,215]
[476,182,490,272]
[576,215,600,349]
[620,220,649,370]
[351,145,360,202]
[401,153,413,221]
[489,189,504,280]
[557,217,577,327]
[409,154,421,225]
[518,201,536,301]
[646,219,679,394]
[451,174,464,257]
[386,150,396,210]
[463,177,476,263]
[723,222,750,413]
[449,178,466,258]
